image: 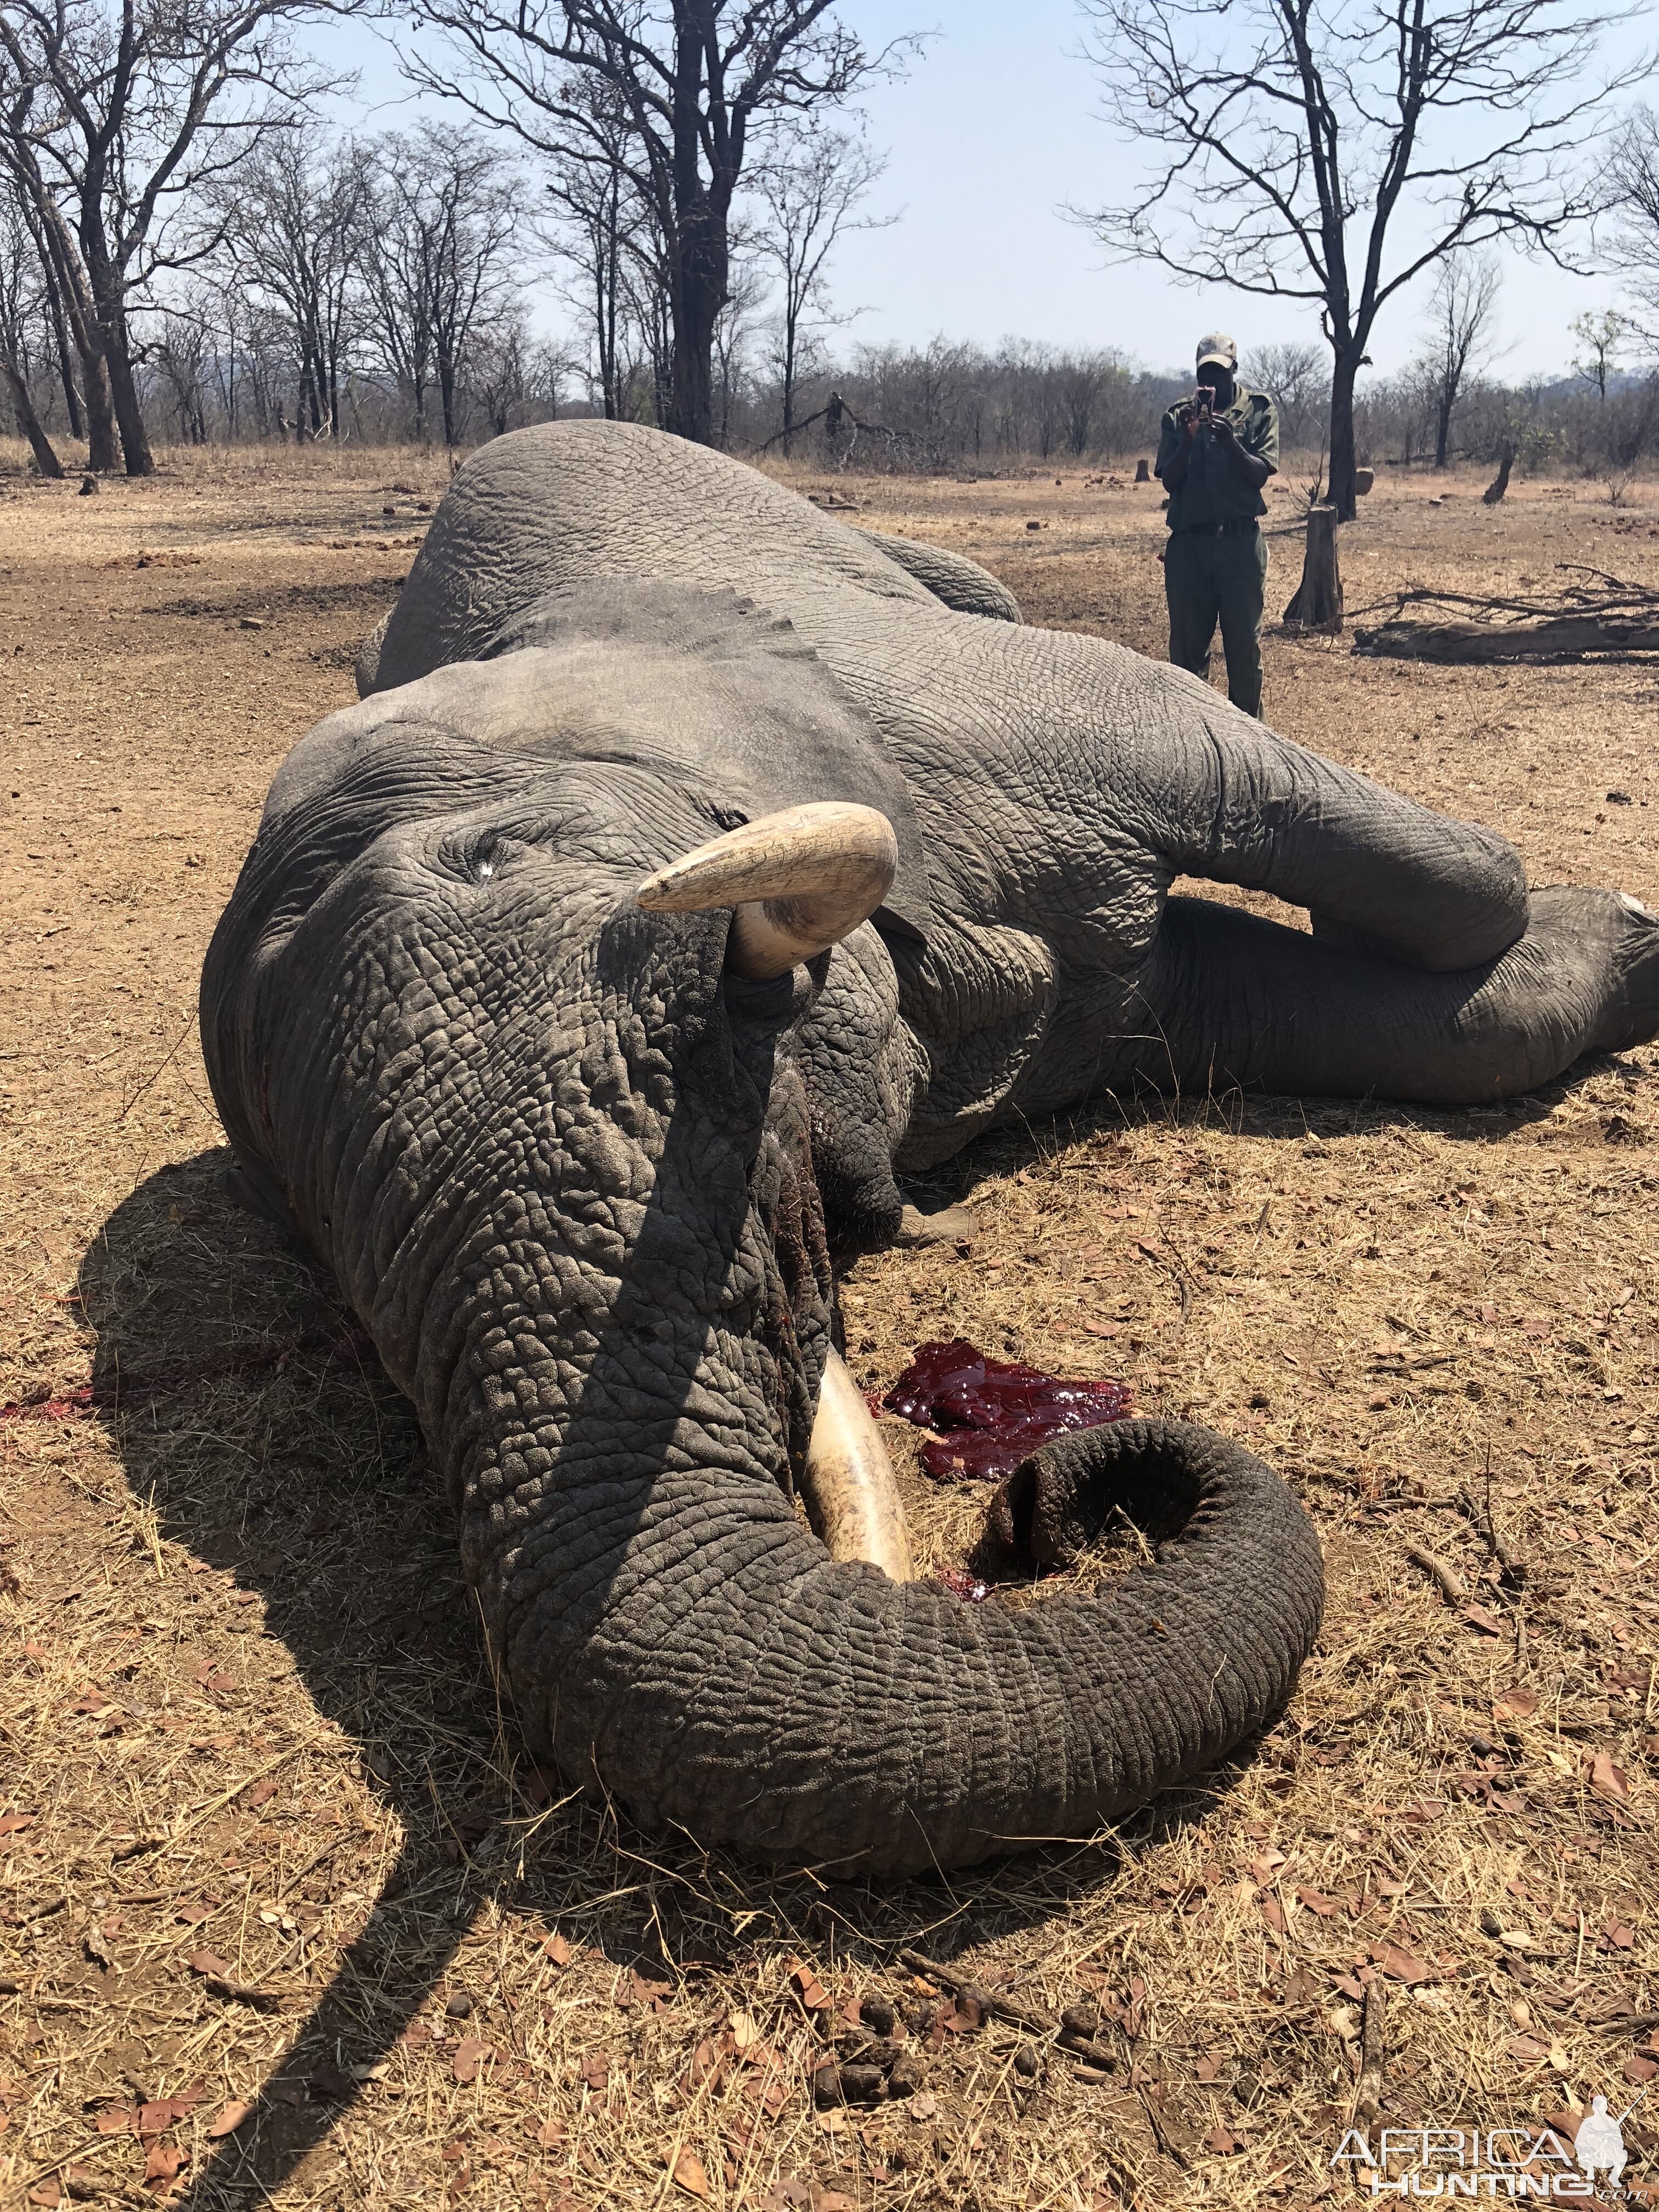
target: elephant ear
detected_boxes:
[854,528,1024,623]
[447,582,934,944]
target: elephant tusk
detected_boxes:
[801,1348,916,1582]
[634,802,898,981]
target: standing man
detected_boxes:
[1155,334,1279,718]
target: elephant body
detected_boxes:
[201,424,1658,1870]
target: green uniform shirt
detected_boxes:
[1155,387,1279,532]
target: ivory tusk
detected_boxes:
[635,802,898,981]
[802,1348,915,1582]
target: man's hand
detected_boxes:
[1209,413,1237,446]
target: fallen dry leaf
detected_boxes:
[450,2038,492,2085]
[0,1814,35,1836]
[1462,1604,1505,1637]
[207,2101,253,2138]
[1296,1886,1338,1916]
[668,2146,709,2198]
[787,1959,830,2011]
[1494,1684,1539,1722]
[1371,1943,1437,1985]
[542,1932,572,1967]
[142,2141,188,2192]
[1589,1751,1629,1800]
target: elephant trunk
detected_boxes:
[484,1407,1324,1872]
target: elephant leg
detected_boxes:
[1149,712,1530,972]
[1133,887,1659,1104]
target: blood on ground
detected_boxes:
[880,1338,1131,1480]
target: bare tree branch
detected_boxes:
[1075,0,1649,515]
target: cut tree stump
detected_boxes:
[1134,456,1150,483]
[1482,445,1515,506]
[1283,504,1343,631]
[1354,468,1375,496]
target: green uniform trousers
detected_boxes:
[1164,523,1268,718]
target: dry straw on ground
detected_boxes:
[1,444,1655,2211]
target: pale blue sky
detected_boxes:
[314,0,1641,383]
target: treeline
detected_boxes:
[6,0,1659,481]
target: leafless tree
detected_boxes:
[208,125,368,438]
[1077,0,1644,518]
[712,252,763,444]
[1419,255,1502,466]
[1239,340,1328,448]
[401,0,915,445]
[150,293,215,442]
[1570,308,1628,397]
[0,0,356,475]
[0,180,61,470]
[359,124,519,447]
[1055,349,1133,456]
[1605,108,1659,343]
[471,316,571,434]
[750,119,887,452]
[539,74,637,418]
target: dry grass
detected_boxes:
[1,442,1656,2212]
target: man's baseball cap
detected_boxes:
[1196,332,1237,370]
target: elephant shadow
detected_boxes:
[77,1146,1272,2209]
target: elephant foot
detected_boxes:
[1549,884,1659,1058]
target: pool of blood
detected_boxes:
[881,1338,1132,1480]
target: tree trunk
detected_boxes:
[1135,456,1150,483]
[1482,445,1515,506]
[439,349,458,449]
[2,356,65,477]
[670,272,719,444]
[1283,505,1343,631]
[40,260,84,441]
[1327,350,1362,522]
[781,308,797,459]
[101,311,154,476]
[1434,396,1452,470]
[668,196,724,444]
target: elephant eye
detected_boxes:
[441,831,522,884]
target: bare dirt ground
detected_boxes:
[1,441,1655,2212]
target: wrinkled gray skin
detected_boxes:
[202,423,1657,1872]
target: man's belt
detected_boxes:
[1178,516,1260,536]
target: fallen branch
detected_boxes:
[1352,564,1659,663]
[1455,1481,1526,1590]
[1405,1544,1466,1605]
[1352,1980,1387,2132]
